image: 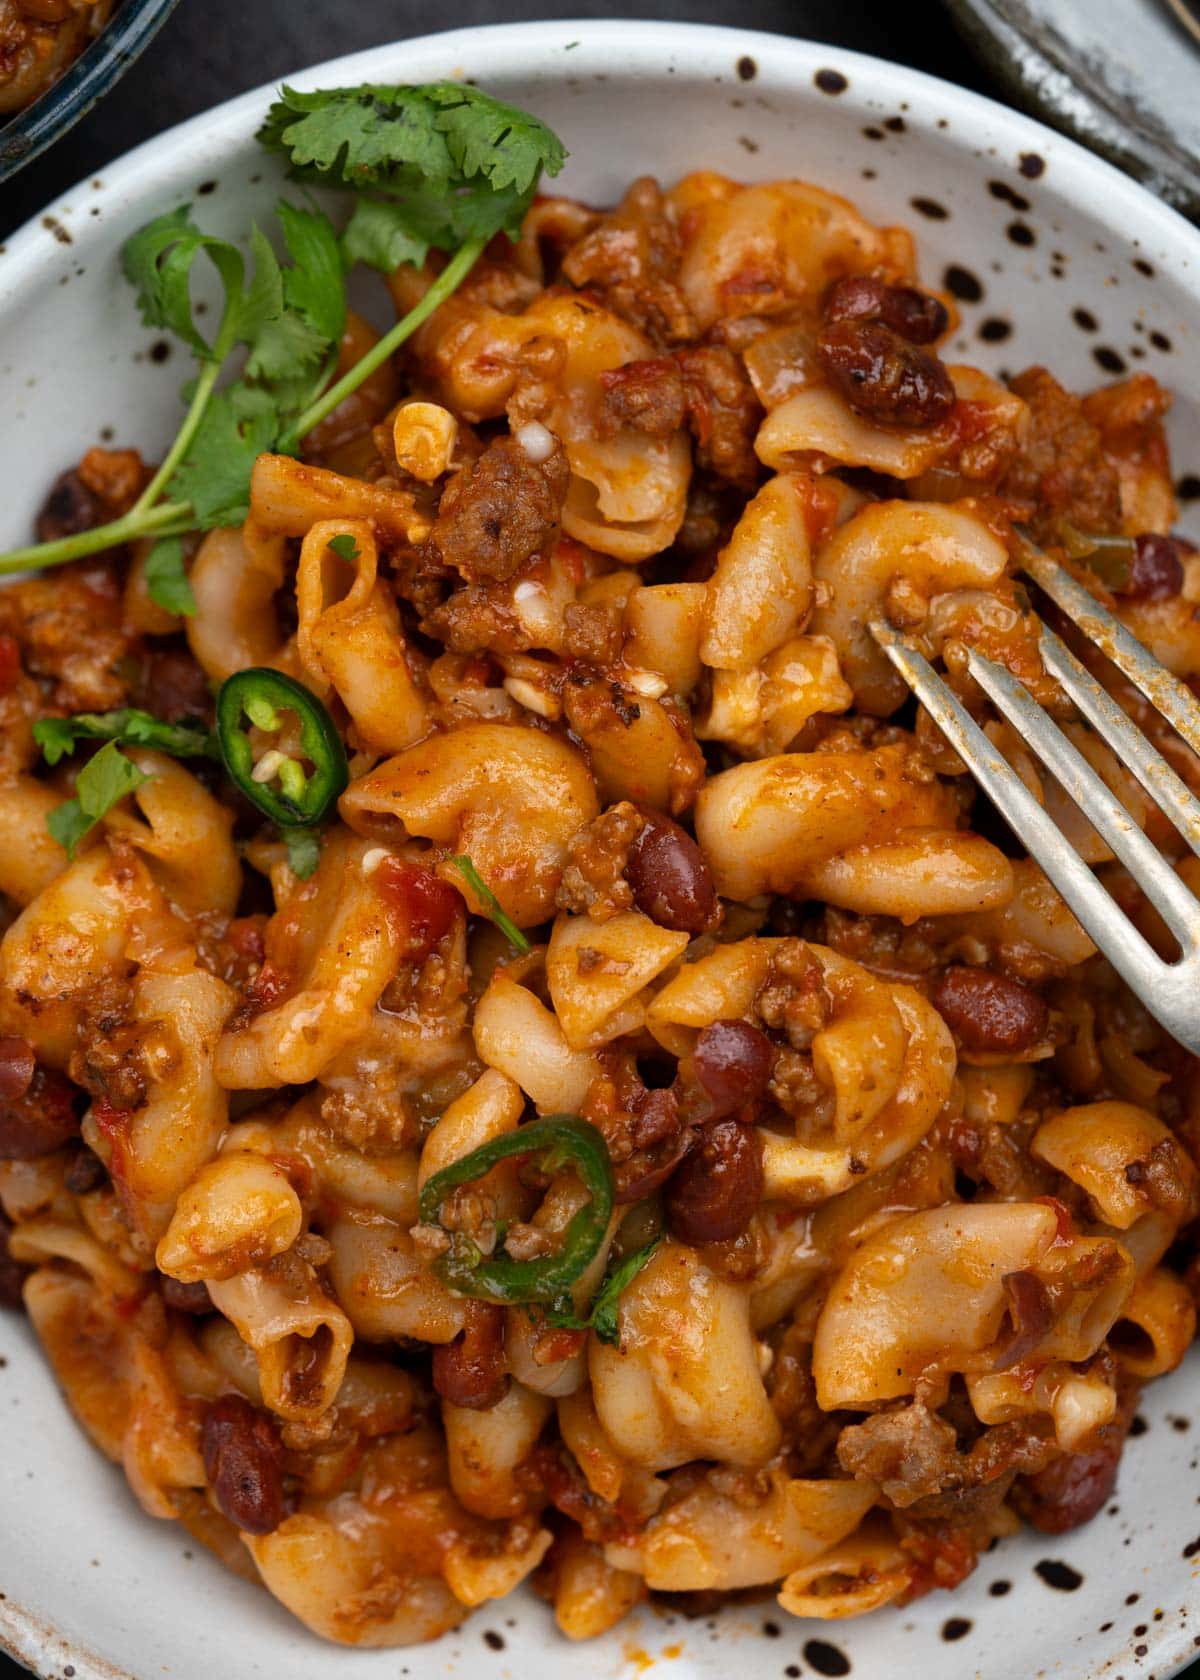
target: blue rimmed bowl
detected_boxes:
[0,0,180,184]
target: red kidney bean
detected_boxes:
[1014,1388,1137,1533]
[160,1276,213,1315]
[201,1393,287,1535]
[615,1129,693,1205]
[824,275,949,344]
[614,1085,689,1203]
[817,319,956,428]
[432,1303,509,1410]
[34,470,102,544]
[692,1020,776,1118]
[0,1038,34,1100]
[0,1062,81,1160]
[626,807,718,935]
[930,965,1049,1055]
[0,1208,29,1311]
[1125,533,1184,601]
[665,1118,764,1245]
[64,1145,108,1195]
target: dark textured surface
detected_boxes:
[0,4,1193,1679]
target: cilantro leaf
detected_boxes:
[143,536,196,616]
[32,717,78,767]
[167,385,281,527]
[257,83,566,262]
[340,196,428,273]
[46,799,95,858]
[46,742,153,859]
[541,1239,661,1347]
[450,854,530,953]
[257,83,451,189]
[34,708,216,765]
[121,207,247,359]
[277,200,347,344]
[326,533,360,561]
[424,83,566,196]
[589,1241,660,1345]
[284,827,321,879]
[244,307,329,382]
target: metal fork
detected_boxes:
[869,541,1200,1054]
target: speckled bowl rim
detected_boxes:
[0,0,181,185]
[3,17,1200,1680]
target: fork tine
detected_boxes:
[869,621,1167,987]
[1021,545,1200,759]
[965,646,1200,947]
[1037,624,1200,861]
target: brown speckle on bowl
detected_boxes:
[804,1640,851,1676]
[814,68,848,95]
[738,136,759,153]
[944,263,984,303]
[988,180,1031,211]
[1150,330,1173,352]
[1035,1560,1083,1591]
[736,55,757,81]
[1176,474,1200,501]
[978,317,1011,342]
[911,196,949,220]
[1007,221,1036,247]
[1019,151,1046,178]
[482,1630,505,1651]
[1094,345,1127,374]
[862,124,885,141]
[197,179,218,195]
[1133,257,1157,278]
[1073,306,1098,331]
[941,1618,972,1642]
[884,115,906,133]
[41,215,72,246]
[989,1580,1012,1597]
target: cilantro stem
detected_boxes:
[0,500,194,576]
[280,236,486,451]
[129,357,225,518]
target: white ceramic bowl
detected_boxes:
[3,20,1200,1680]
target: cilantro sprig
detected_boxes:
[0,83,565,577]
